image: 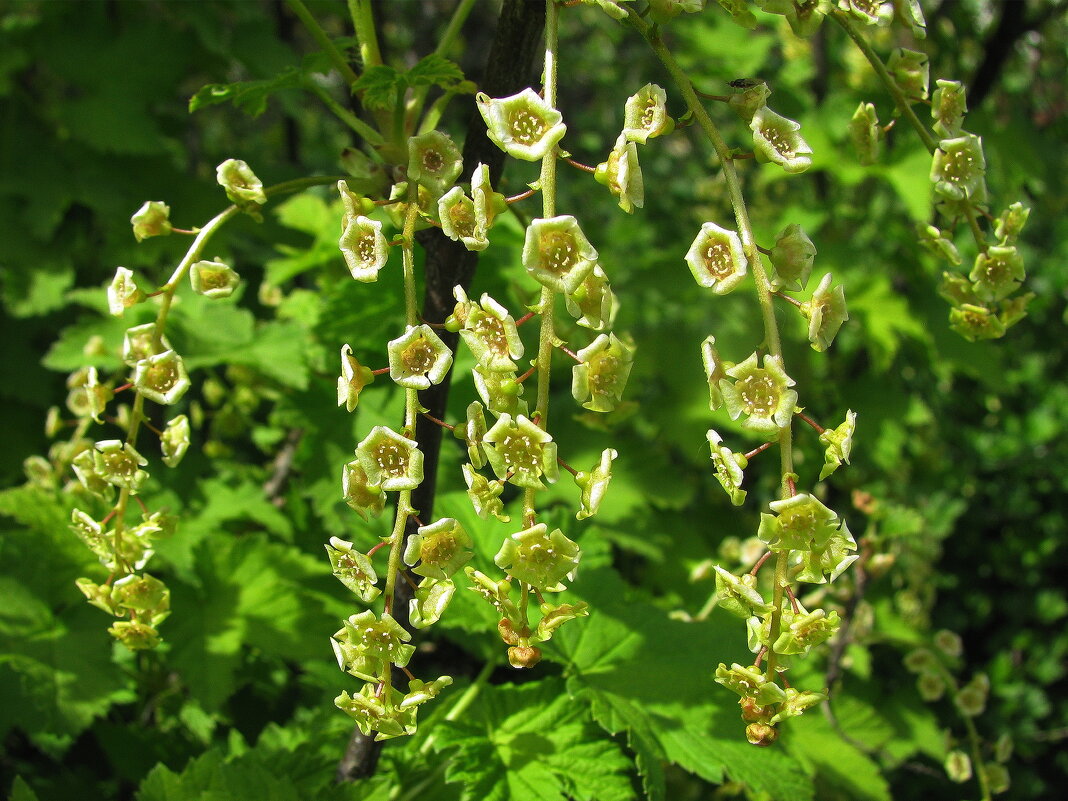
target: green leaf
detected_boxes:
[353,64,403,110]
[784,712,892,801]
[406,53,465,89]
[848,273,929,370]
[9,776,41,801]
[434,678,636,801]
[189,67,304,117]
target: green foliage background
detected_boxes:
[1,1,1066,799]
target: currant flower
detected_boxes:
[354,426,424,491]
[494,523,580,591]
[130,201,172,241]
[335,684,416,740]
[453,401,488,468]
[332,610,416,682]
[701,335,730,411]
[1000,293,1034,330]
[477,88,567,162]
[401,676,454,710]
[81,367,110,423]
[939,272,979,307]
[387,181,439,231]
[342,459,386,519]
[108,621,161,651]
[466,568,521,622]
[565,265,619,332]
[111,573,170,624]
[802,273,849,351]
[818,409,856,480]
[888,48,930,100]
[409,578,456,629]
[713,566,773,618]
[595,133,644,214]
[456,289,524,372]
[930,134,986,201]
[848,102,880,166]
[970,245,1025,302]
[337,344,376,412]
[715,663,787,706]
[932,79,967,138]
[572,333,634,413]
[727,79,771,123]
[918,224,962,265]
[949,304,1006,342]
[71,449,115,500]
[685,222,748,293]
[898,0,927,38]
[751,107,813,174]
[483,413,558,489]
[107,267,145,316]
[523,215,599,294]
[471,162,505,232]
[785,0,833,37]
[462,463,509,521]
[994,201,1030,243]
[338,178,376,219]
[71,509,112,565]
[531,602,590,644]
[161,414,190,467]
[407,130,463,197]
[772,607,841,655]
[216,158,266,207]
[122,323,171,366]
[707,429,747,506]
[575,447,617,520]
[438,186,488,251]
[769,687,826,724]
[837,0,893,27]
[76,578,121,617]
[340,215,390,282]
[795,532,859,583]
[769,224,816,291]
[190,259,240,299]
[403,517,473,580]
[92,440,149,493]
[622,82,672,143]
[720,353,798,439]
[325,536,381,603]
[387,324,453,390]
[757,493,844,552]
[133,350,191,405]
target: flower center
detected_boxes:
[402,340,436,374]
[509,108,548,146]
[147,361,178,390]
[374,441,408,476]
[640,100,658,130]
[761,126,795,159]
[422,149,444,174]
[540,231,579,274]
[449,201,476,238]
[703,241,735,279]
[474,314,508,356]
[589,354,620,396]
[421,533,456,565]
[737,372,778,416]
[499,433,540,474]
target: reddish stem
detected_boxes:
[171,227,198,235]
[514,311,536,326]
[775,291,803,309]
[795,411,825,434]
[558,345,581,363]
[372,367,391,376]
[421,412,455,431]
[564,156,596,173]
[516,364,537,384]
[754,647,768,667]
[743,441,774,461]
[785,584,801,614]
[750,550,773,576]
[506,188,537,204]
[113,383,133,393]
[367,540,388,558]
[134,495,149,515]
[786,475,798,497]
[556,456,579,477]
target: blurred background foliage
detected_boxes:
[1,1,1066,800]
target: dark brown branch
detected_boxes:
[335,0,546,783]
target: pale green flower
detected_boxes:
[772,607,841,655]
[757,493,842,552]
[354,426,423,491]
[523,215,599,294]
[337,343,376,412]
[970,245,1025,302]
[932,79,967,137]
[325,537,381,603]
[342,460,386,519]
[438,186,488,251]
[701,335,730,411]
[888,48,929,99]
[769,223,816,291]
[216,158,266,206]
[994,202,1030,243]
[133,350,191,405]
[408,577,456,629]
[335,684,417,741]
[190,259,240,299]
[707,429,747,505]
[122,323,171,367]
[483,413,558,489]
[565,265,618,332]
[407,130,463,197]
[107,267,145,316]
[713,566,772,618]
[685,222,747,293]
[572,333,634,413]
[931,134,986,201]
[949,304,1006,342]
[595,133,644,213]
[494,523,580,591]
[818,409,856,480]
[576,447,617,520]
[802,273,849,351]
[462,463,509,521]
[720,352,798,439]
[455,288,524,372]
[477,88,567,162]
[332,610,416,682]
[848,102,880,166]
[532,602,590,643]
[751,107,813,173]
[622,83,672,143]
[130,201,172,241]
[161,414,190,467]
[340,215,390,282]
[403,517,473,580]
[918,224,962,266]
[837,0,893,26]
[92,440,149,493]
[387,324,453,390]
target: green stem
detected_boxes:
[305,80,386,148]
[347,0,383,69]
[286,0,361,87]
[832,9,938,154]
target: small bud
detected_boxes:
[769,224,816,291]
[745,722,778,747]
[837,0,893,27]
[462,463,509,522]
[818,410,857,480]
[576,448,617,520]
[888,48,930,100]
[130,201,172,241]
[337,344,375,412]
[161,414,191,467]
[508,645,543,669]
[802,273,849,352]
[707,430,747,506]
[216,158,266,207]
[190,259,240,299]
[454,401,489,468]
[918,224,962,266]
[848,102,880,166]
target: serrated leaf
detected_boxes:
[353,64,402,110]
[406,53,465,89]
[784,712,892,801]
[189,67,304,117]
[434,678,635,801]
